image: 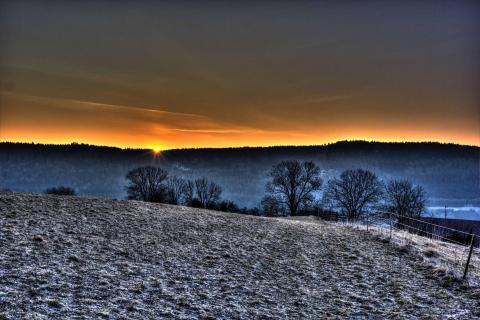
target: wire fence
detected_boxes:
[333,211,479,281]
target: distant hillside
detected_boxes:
[0,141,478,207]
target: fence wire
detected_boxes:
[334,211,478,281]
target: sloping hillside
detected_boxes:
[0,193,479,319]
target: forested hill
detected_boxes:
[0,141,478,207]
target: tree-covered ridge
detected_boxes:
[0,141,478,207]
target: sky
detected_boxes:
[0,1,479,150]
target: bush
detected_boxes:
[44,186,76,196]
[216,200,239,213]
[189,198,204,208]
[239,207,261,216]
[260,195,285,216]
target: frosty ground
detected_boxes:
[0,193,479,319]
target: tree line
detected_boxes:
[260,160,426,220]
[124,166,255,213]
[3,141,477,204]
[123,160,427,220]
[126,166,221,208]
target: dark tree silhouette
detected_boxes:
[125,166,168,202]
[265,160,322,216]
[45,186,76,196]
[183,180,196,206]
[385,179,427,222]
[166,176,188,205]
[323,169,383,221]
[260,195,285,216]
[194,177,222,208]
[216,200,239,213]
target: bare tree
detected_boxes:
[183,179,196,206]
[194,177,222,208]
[125,166,168,202]
[166,176,188,205]
[385,179,427,222]
[323,168,383,221]
[266,160,322,216]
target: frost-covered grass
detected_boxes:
[342,220,480,284]
[1,192,479,319]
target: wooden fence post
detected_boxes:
[389,212,393,240]
[463,234,475,280]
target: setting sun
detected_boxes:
[152,148,162,155]
[151,146,162,154]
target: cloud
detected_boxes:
[0,90,206,118]
[269,94,351,106]
[0,91,222,131]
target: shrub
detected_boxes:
[239,207,261,216]
[44,186,76,196]
[260,195,285,216]
[216,200,239,213]
[189,198,204,208]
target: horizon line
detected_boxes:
[1,139,479,152]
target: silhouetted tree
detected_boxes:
[385,179,427,223]
[194,177,222,208]
[216,200,239,213]
[260,195,285,216]
[166,176,188,205]
[125,166,168,202]
[183,180,196,205]
[45,186,76,196]
[265,160,322,216]
[323,169,383,221]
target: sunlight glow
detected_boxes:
[151,146,163,154]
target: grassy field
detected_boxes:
[0,192,479,319]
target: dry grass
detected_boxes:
[0,192,479,319]
[348,221,480,285]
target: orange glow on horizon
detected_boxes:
[1,91,478,150]
[1,127,478,150]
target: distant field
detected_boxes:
[427,206,480,221]
[1,192,479,318]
